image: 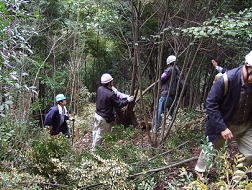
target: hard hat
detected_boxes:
[101,73,113,84]
[245,50,252,66]
[166,55,176,65]
[55,94,66,102]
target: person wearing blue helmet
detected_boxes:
[44,94,75,137]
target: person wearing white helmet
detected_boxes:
[44,94,74,137]
[153,55,181,132]
[92,73,134,151]
[195,50,252,173]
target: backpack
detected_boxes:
[213,72,228,96]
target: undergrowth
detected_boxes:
[2,109,252,189]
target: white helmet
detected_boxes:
[245,50,252,66]
[166,55,176,65]
[101,73,113,84]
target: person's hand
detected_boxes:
[127,96,134,102]
[69,117,75,122]
[211,59,218,67]
[221,128,233,140]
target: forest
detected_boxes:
[1,0,252,189]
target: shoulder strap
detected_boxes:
[223,72,228,96]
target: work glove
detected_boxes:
[127,96,134,102]
[69,117,75,122]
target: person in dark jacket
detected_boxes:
[195,50,252,172]
[92,73,134,151]
[153,55,181,132]
[44,94,74,137]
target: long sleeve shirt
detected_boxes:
[96,86,128,123]
[205,66,247,142]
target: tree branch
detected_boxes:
[148,141,189,161]
[127,156,198,179]
[135,80,159,103]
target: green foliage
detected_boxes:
[0,121,15,160]
[137,177,156,190]
[0,171,43,190]
[69,153,133,189]
[30,136,72,180]
[29,136,134,189]
[166,167,197,189]
[103,125,135,145]
[201,137,215,170]
[166,152,252,189]
[0,0,38,118]
[174,8,252,47]
[0,118,46,167]
[77,86,95,111]
[184,153,252,189]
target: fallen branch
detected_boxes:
[131,141,190,166]
[127,156,198,179]
[135,80,158,103]
[148,141,189,161]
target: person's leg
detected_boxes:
[50,125,60,136]
[195,150,208,173]
[164,96,175,119]
[237,123,252,167]
[195,123,248,173]
[153,97,165,131]
[92,113,111,151]
[195,137,226,173]
[92,113,105,151]
[61,123,71,138]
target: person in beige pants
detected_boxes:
[195,50,252,172]
[91,73,134,152]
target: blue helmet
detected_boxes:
[55,94,66,102]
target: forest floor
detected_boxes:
[70,103,238,189]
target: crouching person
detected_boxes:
[44,94,75,138]
[92,73,134,151]
[195,50,252,173]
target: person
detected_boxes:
[44,94,75,138]
[195,50,252,173]
[153,55,181,132]
[92,73,134,151]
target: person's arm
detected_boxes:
[205,77,233,139]
[66,115,75,121]
[63,107,75,121]
[110,93,129,109]
[44,108,56,126]
[161,67,173,82]
[212,59,227,74]
[112,86,129,99]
